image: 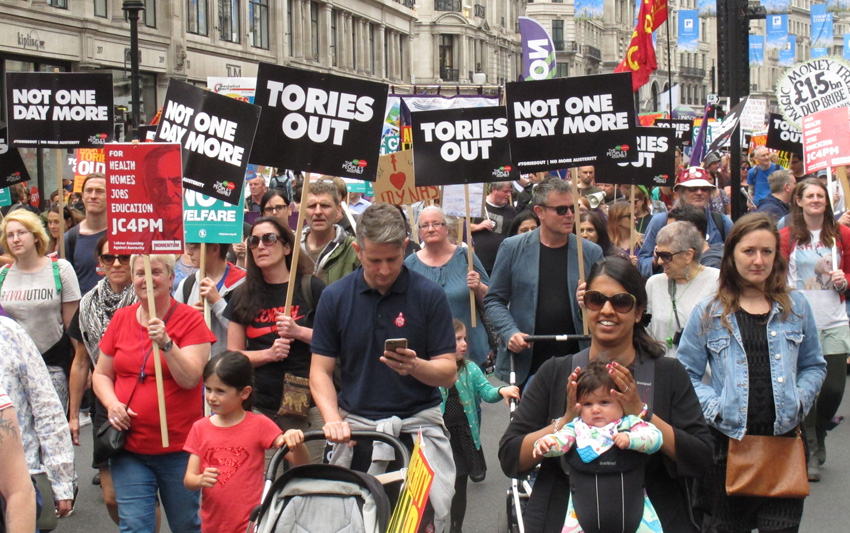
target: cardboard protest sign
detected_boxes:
[0,126,32,189]
[777,57,850,128]
[5,72,113,148]
[387,434,435,533]
[442,183,485,218]
[740,98,767,131]
[410,106,518,186]
[592,127,677,187]
[766,113,802,153]
[183,189,244,244]
[154,80,260,205]
[505,72,637,172]
[73,148,106,192]
[251,63,388,180]
[801,107,850,173]
[654,119,692,147]
[707,97,748,154]
[373,150,440,205]
[105,143,184,254]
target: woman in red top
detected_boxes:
[93,254,215,533]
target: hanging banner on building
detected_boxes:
[575,0,603,20]
[518,17,557,81]
[763,0,791,13]
[779,35,797,67]
[592,127,676,187]
[766,15,789,51]
[749,35,765,67]
[251,63,388,181]
[0,127,31,189]
[654,119,693,147]
[845,35,850,61]
[373,150,440,205]
[410,106,517,186]
[105,143,184,254]
[73,148,106,192]
[811,5,834,49]
[706,97,748,154]
[5,72,113,148]
[801,107,850,173]
[827,0,850,11]
[505,72,637,172]
[183,189,244,244]
[766,113,803,153]
[154,79,261,205]
[678,10,699,52]
[697,0,716,17]
[812,48,829,59]
[207,77,256,103]
[776,57,850,128]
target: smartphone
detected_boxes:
[384,338,408,352]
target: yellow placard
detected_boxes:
[387,433,435,533]
[374,150,440,205]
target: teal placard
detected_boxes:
[0,188,10,206]
[183,189,244,243]
[344,179,374,195]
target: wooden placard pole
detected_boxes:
[464,184,477,327]
[630,185,636,259]
[827,167,839,270]
[57,149,66,258]
[341,201,357,234]
[199,243,210,326]
[836,166,850,218]
[284,174,312,315]
[144,255,169,448]
[571,168,588,335]
[407,205,419,245]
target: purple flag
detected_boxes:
[689,101,712,165]
[519,17,556,81]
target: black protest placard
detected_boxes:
[654,119,692,147]
[251,63,388,181]
[706,97,748,154]
[766,113,802,154]
[5,72,113,148]
[593,127,677,187]
[411,106,518,186]
[505,73,637,172]
[0,126,32,189]
[154,79,261,205]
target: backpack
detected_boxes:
[0,256,62,294]
[710,211,726,241]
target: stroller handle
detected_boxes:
[522,334,591,343]
[266,429,412,481]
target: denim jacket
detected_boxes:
[677,291,826,440]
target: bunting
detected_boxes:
[614,0,668,92]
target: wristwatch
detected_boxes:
[160,339,174,352]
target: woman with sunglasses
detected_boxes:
[92,254,216,532]
[405,206,490,368]
[778,178,850,482]
[46,205,83,256]
[646,221,719,358]
[677,213,825,532]
[500,257,712,532]
[225,217,326,462]
[68,235,137,526]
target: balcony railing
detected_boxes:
[680,66,706,77]
[555,40,578,52]
[435,0,461,11]
[583,45,601,61]
[440,67,460,81]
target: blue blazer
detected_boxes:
[484,228,603,384]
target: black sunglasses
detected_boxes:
[247,233,282,249]
[654,249,687,262]
[541,204,575,216]
[100,254,131,265]
[584,291,637,313]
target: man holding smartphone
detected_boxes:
[310,203,457,532]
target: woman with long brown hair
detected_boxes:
[606,201,641,264]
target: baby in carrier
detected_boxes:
[533,361,663,533]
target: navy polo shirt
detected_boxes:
[311,266,456,419]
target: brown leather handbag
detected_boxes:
[725,428,810,498]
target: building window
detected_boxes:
[439,34,457,81]
[250,0,269,49]
[369,24,375,74]
[310,2,319,60]
[47,0,68,8]
[552,20,564,50]
[384,31,389,78]
[435,0,461,11]
[287,0,293,55]
[219,0,240,43]
[187,0,208,35]
[331,9,338,66]
[474,3,485,16]
[352,17,357,68]
[556,62,569,78]
[143,0,156,28]
[94,0,107,17]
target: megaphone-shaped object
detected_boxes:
[587,191,607,210]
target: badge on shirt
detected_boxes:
[395,312,405,327]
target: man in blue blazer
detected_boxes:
[484,178,603,387]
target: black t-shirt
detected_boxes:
[471,202,517,273]
[531,243,576,376]
[224,275,325,411]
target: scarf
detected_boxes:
[78,278,137,364]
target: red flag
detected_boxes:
[615,0,667,92]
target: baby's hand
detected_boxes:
[533,436,556,458]
[200,468,220,488]
[614,433,631,449]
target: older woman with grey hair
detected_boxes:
[646,221,719,357]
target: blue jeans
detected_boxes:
[110,451,200,533]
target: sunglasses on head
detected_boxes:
[247,233,282,249]
[583,290,637,313]
[100,254,131,265]
[541,204,575,216]
[654,249,687,262]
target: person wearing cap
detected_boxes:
[748,146,781,206]
[703,152,731,215]
[637,167,733,278]
[755,169,795,223]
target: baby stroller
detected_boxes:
[250,429,410,533]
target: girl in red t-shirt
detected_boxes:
[184,351,308,532]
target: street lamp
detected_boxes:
[123,1,145,140]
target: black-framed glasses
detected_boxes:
[541,204,575,216]
[584,291,637,313]
[263,204,288,214]
[418,222,447,230]
[654,249,687,263]
[247,233,281,249]
[100,254,131,265]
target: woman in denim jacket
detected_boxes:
[678,213,826,532]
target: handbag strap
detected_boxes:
[124,301,179,409]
